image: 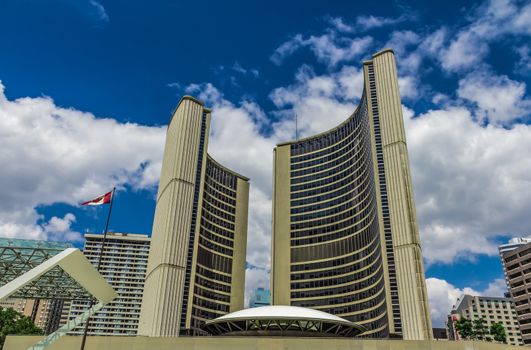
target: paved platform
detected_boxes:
[4,335,521,350]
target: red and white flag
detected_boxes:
[81,191,112,206]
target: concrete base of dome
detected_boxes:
[5,335,520,350]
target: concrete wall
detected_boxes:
[5,335,522,350]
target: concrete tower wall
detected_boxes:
[370,51,432,340]
[139,96,249,337]
[138,97,210,336]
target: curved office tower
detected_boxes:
[271,49,432,339]
[139,96,249,336]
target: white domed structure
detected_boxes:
[202,305,366,337]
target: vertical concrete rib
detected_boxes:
[371,50,433,340]
[138,96,209,337]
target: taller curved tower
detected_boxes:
[271,49,432,339]
[139,96,249,336]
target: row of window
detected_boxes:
[291,247,380,281]
[204,176,236,200]
[205,158,238,189]
[200,218,234,240]
[195,275,230,294]
[290,117,364,167]
[202,210,235,231]
[293,291,387,327]
[202,201,236,224]
[290,230,379,269]
[290,189,371,222]
[200,227,234,249]
[291,202,375,243]
[291,163,369,200]
[198,236,233,257]
[203,190,236,215]
[290,146,369,189]
[194,284,231,303]
[290,135,363,172]
[291,262,382,292]
[196,246,232,274]
[290,167,373,205]
[196,264,232,284]
[290,100,367,158]
[291,190,373,230]
[290,138,368,179]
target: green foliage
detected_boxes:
[490,322,507,344]
[456,317,474,339]
[456,317,508,344]
[0,307,43,349]
[473,318,489,340]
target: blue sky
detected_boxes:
[0,0,530,326]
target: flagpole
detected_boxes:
[80,187,116,350]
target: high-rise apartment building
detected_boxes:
[139,96,249,336]
[271,49,432,340]
[502,242,531,346]
[0,298,62,334]
[67,232,150,335]
[448,294,523,346]
[499,237,531,293]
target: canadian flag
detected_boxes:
[81,191,112,206]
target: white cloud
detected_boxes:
[269,65,360,138]
[458,70,531,124]
[435,0,531,72]
[356,14,414,31]
[89,0,109,23]
[327,17,355,33]
[404,106,531,264]
[440,30,490,72]
[0,81,165,241]
[271,33,373,67]
[232,62,259,78]
[514,45,531,74]
[270,34,305,65]
[427,277,505,327]
[185,83,281,268]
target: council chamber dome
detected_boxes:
[202,305,366,337]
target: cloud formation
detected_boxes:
[271,33,372,67]
[427,277,506,327]
[0,82,165,241]
[404,106,531,264]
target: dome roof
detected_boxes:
[215,305,351,324]
[202,305,366,337]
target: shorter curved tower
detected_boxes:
[139,96,249,337]
[271,50,432,340]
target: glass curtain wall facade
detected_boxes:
[271,49,432,340]
[138,96,249,337]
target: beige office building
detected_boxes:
[449,295,523,346]
[139,96,249,336]
[271,49,432,339]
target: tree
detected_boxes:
[455,317,474,340]
[490,322,507,344]
[473,318,489,340]
[0,307,43,349]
